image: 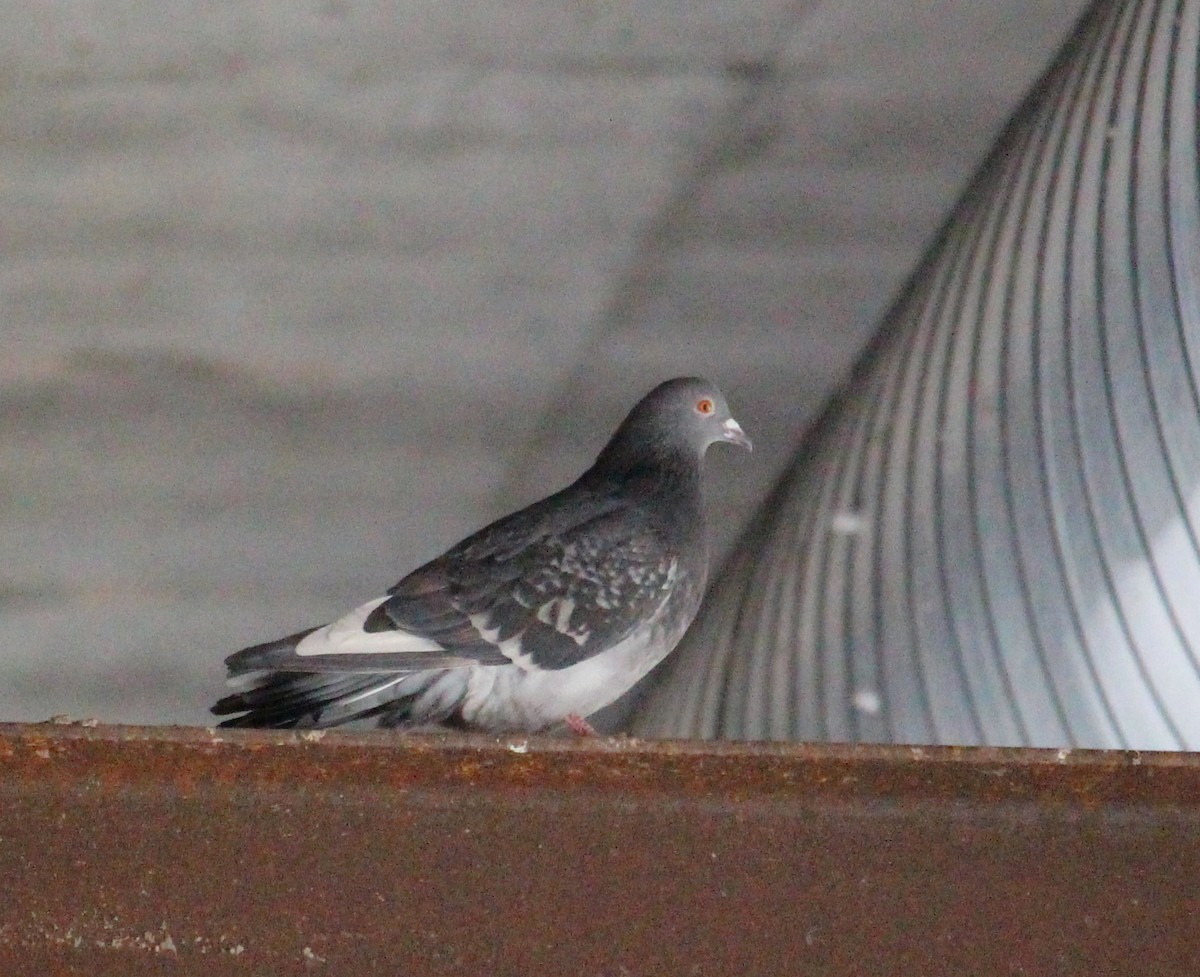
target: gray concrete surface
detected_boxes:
[1,0,1091,726]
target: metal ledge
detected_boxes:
[0,724,1197,974]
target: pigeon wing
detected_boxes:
[368,503,680,671]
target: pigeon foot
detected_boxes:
[565,713,598,737]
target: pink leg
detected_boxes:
[565,713,598,737]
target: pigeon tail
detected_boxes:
[213,667,469,729]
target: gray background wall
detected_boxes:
[1,0,1089,725]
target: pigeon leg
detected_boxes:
[565,713,598,737]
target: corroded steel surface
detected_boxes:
[0,723,1198,974]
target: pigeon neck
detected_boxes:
[587,439,704,502]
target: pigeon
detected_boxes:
[212,376,751,734]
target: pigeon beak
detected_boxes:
[721,417,753,452]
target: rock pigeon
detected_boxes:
[212,377,751,734]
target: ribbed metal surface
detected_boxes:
[634,0,1200,748]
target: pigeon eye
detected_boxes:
[696,398,715,415]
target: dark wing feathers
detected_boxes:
[226,650,496,675]
[223,627,320,675]
[363,500,679,671]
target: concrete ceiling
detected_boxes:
[0,0,1091,724]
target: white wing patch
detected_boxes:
[535,597,592,646]
[468,612,528,668]
[295,597,446,657]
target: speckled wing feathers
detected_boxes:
[365,504,679,671]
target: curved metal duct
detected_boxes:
[632,0,1200,749]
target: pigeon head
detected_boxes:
[594,377,751,475]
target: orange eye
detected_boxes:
[696,398,715,415]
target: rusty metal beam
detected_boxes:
[0,723,1197,975]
